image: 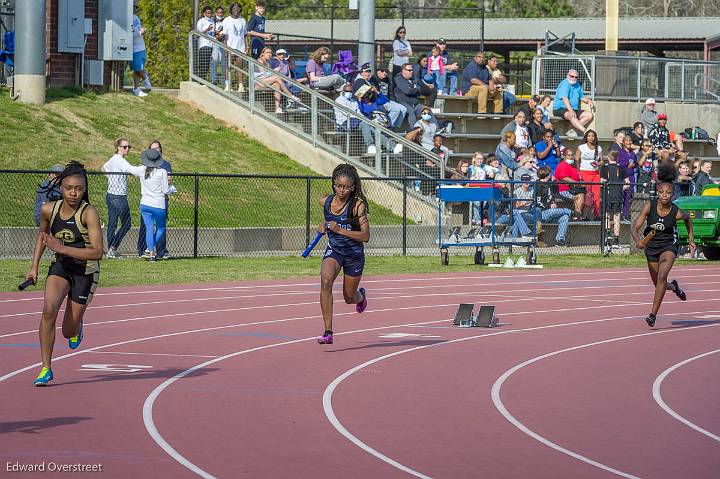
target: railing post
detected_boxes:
[311,95,318,146]
[306,177,311,247]
[193,173,200,258]
[248,61,255,112]
[599,181,607,254]
[590,56,596,102]
[188,33,194,81]
[636,57,641,101]
[374,124,382,175]
[681,61,685,101]
[402,179,407,256]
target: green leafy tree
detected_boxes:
[498,0,573,17]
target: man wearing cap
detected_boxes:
[102,138,144,259]
[354,63,406,129]
[34,164,64,226]
[648,113,674,160]
[333,83,360,131]
[393,62,426,126]
[552,69,594,137]
[138,149,170,261]
[435,39,459,96]
[640,98,659,132]
[372,66,392,98]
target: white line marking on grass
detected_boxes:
[652,348,720,442]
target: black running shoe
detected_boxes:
[670,280,687,301]
[645,314,657,327]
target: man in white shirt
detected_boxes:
[101,138,144,258]
[131,3,150,97]
[223,2,247,91]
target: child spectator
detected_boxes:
[600,151,629,247]
[436,39,459,96]
[427,46,446,95]
[248,0,272,59]
[430,134,452,166]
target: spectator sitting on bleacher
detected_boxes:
[436,39,460,96]
[496,173,535,241]
[373,67,392,97]
[528,108,546,145]
[501,111,530,154]
[518,95,540,124]
[648,113,674,160]
[640,98,658,132]
[539,95,553,126]
[450,159,470,181]
[415,106,439,150]
[305,47,346,92]
[404,127,442,195]
[354,63,406,129]
[495,131,520,179]
[462,52,502,114]
[534,166,572,247]
[694,160,717,194]
[629,121,645,153]
[431,134,452,166]
[486,56,516,114]
[333,83,360,131]
[535,129,561,173]
[412,55,438,108]
[552,69,594,138]
[554,148,585,216]
[254,47,300,113]
[674,161,695,197]
[394,62,425,127]
[515,156,537,181]
[355,85,403,155]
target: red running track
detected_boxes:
[1,265,719,478]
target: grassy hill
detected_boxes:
[0,88,402,227]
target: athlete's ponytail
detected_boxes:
[656,160,676,186]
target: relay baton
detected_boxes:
[302,231,325,258]
[18,278,36,291]
[637,229,656,248]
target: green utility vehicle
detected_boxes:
[675,184,720,260]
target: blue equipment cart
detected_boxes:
[437,182,537,266]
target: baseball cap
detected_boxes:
[657,113,668,120]
[50,164,64,173]
[520,174,532,181]
[276,48,287,55]
[437,38,446,45]
[360,63,372,72]
[645,97,656,105]
[354,84,372,99]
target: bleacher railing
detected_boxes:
[532,55,720,103]
[188,30,451,190]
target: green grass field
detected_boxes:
[0,88,402,227]
[0,254,665,293]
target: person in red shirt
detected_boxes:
[554,148,585,216]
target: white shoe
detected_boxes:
[224,81,231,91]
[566,129,578,138]
[237,84,246,93]
[393,143,404,154]
[367,145,377,155]
[133,88,148,97]
[275,107,284,113]
[144,78,152,90]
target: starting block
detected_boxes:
[452,303,497,328]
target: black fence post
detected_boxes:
[402,179,407,256]
[306,177,311,246]
[193,173,199,258]
[599,181,607,254]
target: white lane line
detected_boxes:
[3,265,718,303]
[86,351,221,359]
[3,281,720,340]
[652,348,720,442]
[321,312,720,479]
[491,325,720,479]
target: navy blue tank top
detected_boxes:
[324,195,364,256]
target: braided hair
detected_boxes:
[331,164,369,228]
[42,161,90,204]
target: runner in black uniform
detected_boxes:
[631,162,695,327]
[25,162,103,386]
[317,165,370,344]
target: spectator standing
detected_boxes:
[552,69,594,137]
[427,46,446,95]
[535,129,561,173]
[210,6,228,88]
[636,141,657,193]
[391,26,412,82]
[223,2,247,91]
[554,148,585,215]
[640,98,658,132]
[34,164,63,226]
[629,121,645,152]
[393,62,425,126]
[306,47,346,92]
[412,55,437,108]
[617,135,637,219]
[462,52,502,114]
[576,129,603,218]
[436,39,459,95]
[131,3,151,97]
[102,138,144,258]
[600,151,629,247]
[248,0,272,59]
[137,140,173,259]
[138,149,170,262]
[195,6,215,81]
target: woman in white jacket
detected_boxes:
[138,149,169,261]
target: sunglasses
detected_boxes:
[119,144,131,150]
[398,30,406,34]
[333,184,354,191]
[568,75,578,78]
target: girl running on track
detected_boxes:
[631,162,695,327]
[25,161,103,386]
[317,164,370,344]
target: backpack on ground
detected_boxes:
[683,127,710,140]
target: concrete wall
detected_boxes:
[177,81,437,224]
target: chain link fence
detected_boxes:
[3,169,652,260]
[532,55,720,102]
